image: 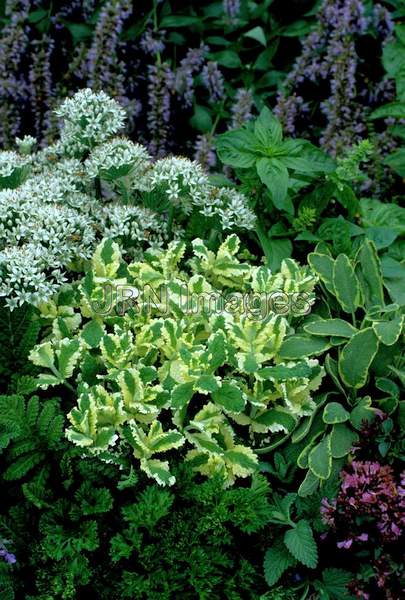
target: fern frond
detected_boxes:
[46,415,65,445]
[22,466,52,509]
[37,400,58,436]
[0,394,64,480]
[0,302,40,389]
[7,439,38,459]
[3,451,46,481]
[117,466,139,490]
[27,396,40,430]
[12,375,38,396]
[0,395,25,431]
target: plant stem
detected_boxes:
[208,228,218,246]
[64,381,76,393]
[167,204,175,236]
[152,0,161,66]
[209,108,222,138]
[254,431,292,454]
[95,177,102,200]
[255,222,272,266]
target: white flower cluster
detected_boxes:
[201,187,257,230]
[15,135,37,155]
[0,173,165,308]
[146,156,208,212]
[0,152,24,178]
[0,244,67,309]
[54,89,126,156]
[96,204,166,255]
[20,173,82,205]
[1,88,256,308]
[0,151,30,188]
[0,186,96,308]
[145,156,256,228]
[85,138,151,180]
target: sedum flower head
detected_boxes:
[0,151,23,178]
[0,244,67,308]
[15,135,37,155]
[55,88,126,156]
[0,150,30,188]
[200,187,256,231]
[85,137,150,180]
[1,89,259,308]
[20,172,83,204]
[147,156,208,212]
[97,204,166,253]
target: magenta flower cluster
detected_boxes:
[321,461,405,547]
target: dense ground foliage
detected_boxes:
[0,1,404,599]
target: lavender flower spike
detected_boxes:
[230,89,254,129]
[175,45,207,107]
[86,0,132,101]
[202,61,225,103]
[0,539,16,565]
[194,134,216,170]
[223,0,241,23]
[147,63,175,157]
[140,29,166,56]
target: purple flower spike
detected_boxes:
[0,540,17,565]
[223,0,241,23]
[5,552,17,564]
[147,63,175,157]
[140,29,166,56]
[175,45,207,107]
[275,0,396,157]
[194,134,216,169]
[86,0,132,107]
[202,61,225,104]
[230,89,254,129]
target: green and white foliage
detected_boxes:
[275,390,395,500]
[261,238,405,497]
[0,89,255,309]
[258,238,404,498]
[29,235,323,487]
[302,239,404,390]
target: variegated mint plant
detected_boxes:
[29,234,323,487]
